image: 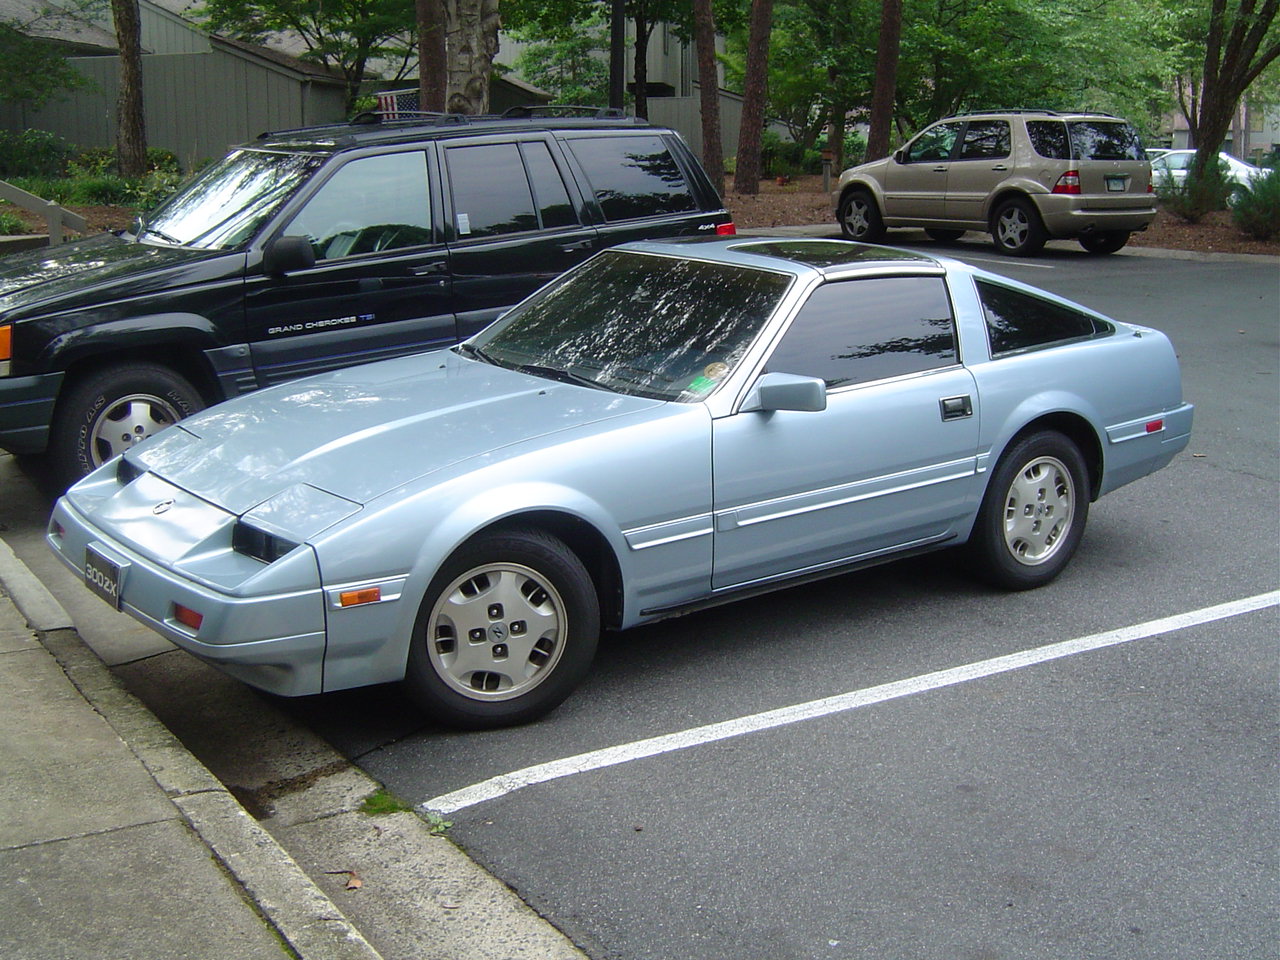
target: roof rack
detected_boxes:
[945,109,1121,120]
[500,105,629,119]
[256,105,638,141]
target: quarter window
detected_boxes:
[287,152,432,260]
[567,135,698,221]
[766,277,957,388]
[977,280,1114,356]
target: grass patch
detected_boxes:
[360,787,414,816]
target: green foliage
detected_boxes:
[0,22,92,108]
[0,129,76,177]
[511,13,610,105]
[1231,167,1280,240]
[128,169,185,211]
[1155,160,1232,223]
[0,209,29,235]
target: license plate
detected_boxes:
[1105,175,1127,192]
[85,546,123,610]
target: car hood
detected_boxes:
[0,232,226,316]
[129,349,665,513]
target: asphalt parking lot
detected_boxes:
[2,243,1275,960]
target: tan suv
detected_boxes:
[833,110,1156,255]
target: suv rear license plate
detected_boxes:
[85,546,123,610]
[1105,175,1128,192]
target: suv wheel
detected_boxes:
[50,363,204,490]
[838,190,886,242]
[992,198,1048,256]
[1079,231,1130,255]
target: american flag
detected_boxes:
[375,89,419,119]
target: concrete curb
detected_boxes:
[0,536,385,960]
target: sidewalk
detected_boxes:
[0,540,383,960]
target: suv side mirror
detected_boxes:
[741,372,827,413]
[893,148,906,164]
[263,235,316,275]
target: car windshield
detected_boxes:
[139,149,325,250]
[468,250,793,401]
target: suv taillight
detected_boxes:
[716,221,737,236]
[1052,171,1081,195]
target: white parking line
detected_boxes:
[421,591,1279,815]
[958,253,1056,269]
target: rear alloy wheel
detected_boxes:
[50,363,204,490]
[991,198,1048,256]
[925,228,965,242]
[838,190,886,242]
[1079,231,1130,254]
[404,527,599,729]
[967,431,1089,590]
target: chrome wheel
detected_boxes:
[838,191,884,242]
[1002,455,1075,566]
[996,206,1030,248]
[992,198,1046,256]
[88,392,184,466]
[426,561,568,702]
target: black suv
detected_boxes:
[0,110,734,488]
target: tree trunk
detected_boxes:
[693,0,724,188]
[445,0,499,115]
[418,0,447,112]
[111,0,146,178]
[633,12,650,119]
[865,0,901,162]
[732,0,773,195]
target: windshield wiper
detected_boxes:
[141,227,184,245]
[513,362,612,392]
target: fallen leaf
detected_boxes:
[324,869,363,890]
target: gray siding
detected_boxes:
[0,50,346,165]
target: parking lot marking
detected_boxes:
[421,590,1279,815]
[957,254,1056,269]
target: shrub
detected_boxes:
[0,209,29,234]
[66,175,133,205]
[1231,166,1280,240]
[1156,157,1231,223]
[6,175,73,203]
[0,129,76,177]
[129,168,185,210]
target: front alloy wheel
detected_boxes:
[838,190,886,242]
[404,528,599,728]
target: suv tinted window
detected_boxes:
[978,280,1114,356]
[567,135,698,221]
[446,142,544,238]
[1068,121,1145,161]
[906,122,962,162]
[520,141,578,229]
[287,151,432,260]
[766,277,957,388]
[1026,120,1070,159]
[958,120,1011,159]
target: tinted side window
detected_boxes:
[520,141,578,229]
[567,135,698,221]
[287,152,432,260]
[977,280,1114,357]
[906,122,962,162]
[766,277,957,388]
[1067,121,1145,161]
[1027,120,1069,160]
[958,120,1011,160]
[446,142,540,238]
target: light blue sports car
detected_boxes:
[49,238,1193,728]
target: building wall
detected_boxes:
[0,50,347,164]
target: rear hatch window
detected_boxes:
[1027,120,1145,162]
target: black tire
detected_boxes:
[966,431,1090,591]
[1078,231,1130,254]
[838,190,886,242]
[925,228,965,242]
[403,527,600,729]
[49,363,204,490]
[991,198,1048,256]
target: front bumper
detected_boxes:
[0,371,62,455]
[48,495,328,696]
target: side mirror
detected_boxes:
[893,148,905,164]
[741,372,827,413]
[262,235,316,275]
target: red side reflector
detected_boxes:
[1145,419,1164,434]
[340,587,382,607]
[716,221,737,236]
[173,604,203,631]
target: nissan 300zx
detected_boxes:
[48,238,1193,728]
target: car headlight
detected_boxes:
[232,521,300,564]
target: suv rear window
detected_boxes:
[567,135,698,221]
[1026,120,1144,161]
